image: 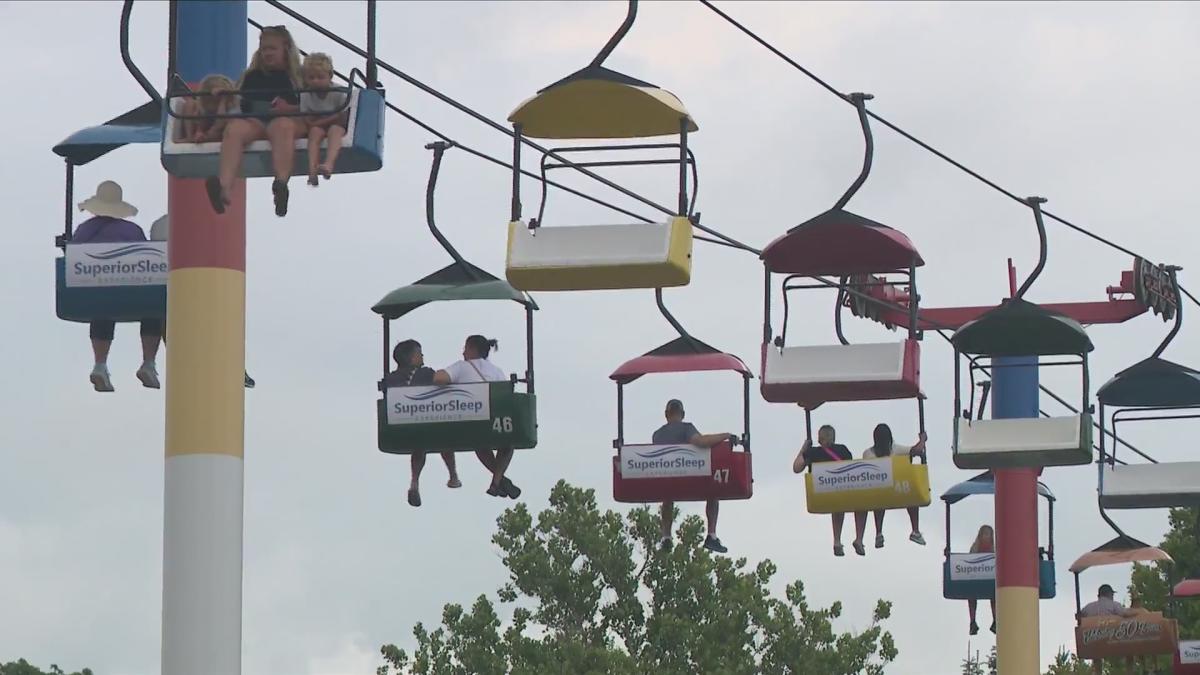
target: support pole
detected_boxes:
[992,354,1041,674]
[163,3,248,675]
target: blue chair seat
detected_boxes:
[942,554,1056,600]
[161,88,385,179]
[55,252,166,324]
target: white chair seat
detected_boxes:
[505,216,692,291]
[955,414,1092,469]
[765,342,905,385]
[1100,462,1200,509]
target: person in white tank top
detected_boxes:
[434,335,521,499]
[851,423,927,555]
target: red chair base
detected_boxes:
[613,441,752,503]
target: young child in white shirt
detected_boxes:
[300,52,349,186]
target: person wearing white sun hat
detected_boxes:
[72,180,162,392]
[146,214,257,390]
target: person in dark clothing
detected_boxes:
[793,423,853,556]
[655,399,735,554]
[385,339,460,507]
[205,25,306,218]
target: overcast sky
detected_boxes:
[3,1,1200,673]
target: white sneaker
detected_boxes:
[90,364,114,392]
[910,531,927,546]
[136,362,160,389]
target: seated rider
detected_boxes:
[385,339,461,508]
[654,398,735,554]
[71,180,162,392]
[793,423,853,557]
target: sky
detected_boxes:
[2,1,1200,673]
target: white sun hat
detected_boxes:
[78,180,138,219]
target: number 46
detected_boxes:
[492,417,514,433]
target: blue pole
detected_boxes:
[991,355,1041,673]
[162,4,247,675]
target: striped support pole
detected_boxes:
[162,3,248,675]
[992,355,1041,674]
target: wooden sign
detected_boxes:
[1075,611,1177,659]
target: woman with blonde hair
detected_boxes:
[205,25,306,218]
[180,74,238,143]
[968,524,996,635]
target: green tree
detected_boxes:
[0,660,93,675]
[1043,647,1092,675]
[379,481,898,675]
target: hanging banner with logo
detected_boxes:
[65,242,168,287]
[1179,640,1200,665]
[948,552,997,581]
[1132,256,1178,321]
[811,458,894,493]
[619,444,711,479]
[386,384,491,425]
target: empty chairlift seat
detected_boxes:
[951,298,1096,470]
[1097,357,1200,509]
[161,85,386,179]
[505,216,693,291]
[762,339,920,404]
[505,65,698,292]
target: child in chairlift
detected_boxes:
[300,52,349,186]
[180,74,238,144]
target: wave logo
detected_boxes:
[635,445,697,460]
[387,383,490,425]
[621,443,710,479]
[84,244,166,260]
[961,554,995,565]
[401,387,476,402]
[813,459,892,493]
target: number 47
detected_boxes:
[713,469,729,483]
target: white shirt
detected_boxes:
[861,443,913,459]
[300,89,348,115]
[444,358,506,384]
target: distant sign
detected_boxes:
[1132,257,1178,321]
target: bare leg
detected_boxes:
[475,450,497,474]
[140,334,161,363]
[660,501,674,540]
[832,512,845,546]
[907,507,920,534]
[410,452,426,491]
[319,124,346,177]
[216,119,265,197]
[441,452,460,487]
[306,125,326,185]
[266,117,300,181]
[492,449,514,485]
[705,498,719,536]
[968,599,977,624]
[853,512,868,547]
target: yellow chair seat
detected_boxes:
[504,216,692,292]
[805,454,931,514]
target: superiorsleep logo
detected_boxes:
[386,383,491,425]
[65,242,168,287]
[620,444,711,479]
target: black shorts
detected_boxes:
[89,319,162,341]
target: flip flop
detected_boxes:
[272,179,289,217]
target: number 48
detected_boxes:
[492,417,514,433]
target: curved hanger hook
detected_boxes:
[655,288,698,348]
[1151,266,1184,360]
[120,0,163,104]
[834,277,851,346]
[1097,498,1135,542]
[423,141,481,281]
[590,0,638,68]
[833,92,875,211]
[1014,196,1048,300]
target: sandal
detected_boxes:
[407,488,421,508]
[833,544,845,557]
[447,477,462,489]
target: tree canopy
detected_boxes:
[0,660,93,675]
[378,481,898,675]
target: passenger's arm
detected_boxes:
[793,439,811,474]
[433,370,451,385]
[689,432,733,448]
